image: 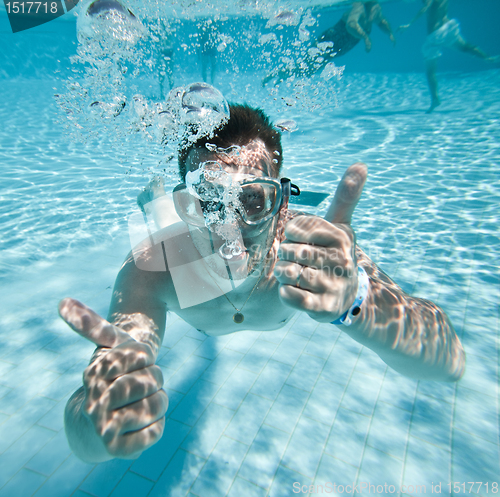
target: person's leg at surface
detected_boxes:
[453,36,500,63]
[425,58,440,113]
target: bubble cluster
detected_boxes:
[186,161,245,259]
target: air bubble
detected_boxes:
[180,82,230,128]
[274,119,298,132]
[77,0,144,46]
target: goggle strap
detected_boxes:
[280,178,301,199]
[280,178,291,198]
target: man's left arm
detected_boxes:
[345,246,465,381]
[275,163,465,382]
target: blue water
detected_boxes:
[0,1,499,496]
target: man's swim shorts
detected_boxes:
[422,19,465,61]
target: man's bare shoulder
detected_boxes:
[125,221,194,276]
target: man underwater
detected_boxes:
[60,104,465,462]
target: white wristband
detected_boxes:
[331,266,369,327]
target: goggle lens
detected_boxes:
[173,178,285,227]
[238,182,278,222]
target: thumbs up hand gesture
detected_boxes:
[59,298,168,460]
[274,163,367,323]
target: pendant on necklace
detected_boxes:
[233,312,244,324]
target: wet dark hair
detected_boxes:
[178,104,283,181]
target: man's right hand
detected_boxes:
[59,298,168,460]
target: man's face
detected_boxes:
[184,139,280,276]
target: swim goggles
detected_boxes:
[172,164,300,227]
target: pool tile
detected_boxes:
[0,395,57,451]
[409,393,453,449]
[250,360,293,401]
[200,348,244,386]
[288,313,320,338]
[365,401,411,460]
[321,339,361,387]
[180,403,234,459]
[451,429,499,482]
[166,355,212,394]
[356,446,403,488]
[237,424,290,490]
[303,324,339,360]
[158,336,204,370]
[163,389,185,417]
[36,397,68,432]
[285,353,326,393]
[194,337,233,362]
[302,377,345,426]
[190,436,249,497]
[109,471,154,497]
[24,428,71,476]
[32,454,94,497]
[42,332,81,355]
[415,377,456,402]
[281,416,330,479]
[458,353,498,398]
[78,458,133,497]
[0,424,57,489]
[43,344,93,374]
[160,319,192,349]
[148,449,205,497]
[353,346,387,378]
[224,330,260,354]
[0,384,12,406]
[269,464,312,497]
[239,340,279,374]
[259,327,289,345]
[453,386,499,443]
[224,393,273,445]
[0,412,8,426]
[0,360,15,378]
[271,333,309,366]
[212,367,258,411]
[0,468,46,497]
[0,333,58,366]
[0,350,59,389]
[226,476,266,497]
[377,369,418,412]
[324,408,371,468]
[314,453,359,494]
[169,379,220,427]
[340,371,383,417]
[402,438,451,490]
[131,418,191,482]
[40,358,88,400]
[461,327,498,362]
[264,384,309,434]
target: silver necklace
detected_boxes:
[203,264,264,323]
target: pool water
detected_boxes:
[0,1,499,496]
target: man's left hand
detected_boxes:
[274,162,367,323]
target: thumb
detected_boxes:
[59,298,132,349]
[324,162,367,225]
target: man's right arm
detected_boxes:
[61,251,169,462]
